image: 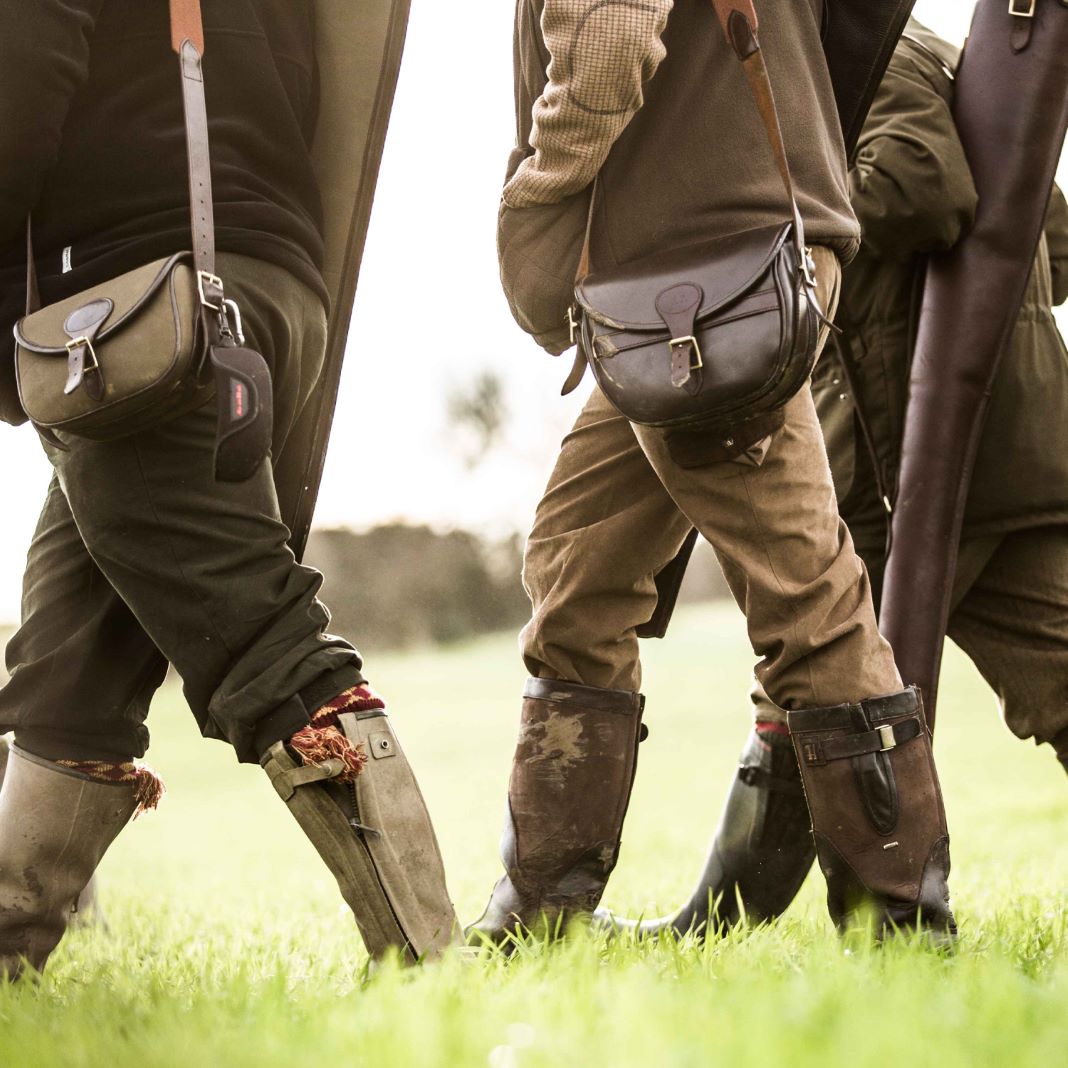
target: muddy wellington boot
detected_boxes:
[467,678,645,945]
[0,746,142,979]
[596,723,815,938]
[787,686,956,942]
[0,739,103,928]
[262,695,461,964]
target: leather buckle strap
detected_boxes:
[64,337,98,364]
[263,743,346,801]
[669,336,703,371]
[198,271,224,311]
[799,716,924,767]
[657,282,704,389]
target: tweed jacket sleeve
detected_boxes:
[0,0,104,247]
[849,49,977,260]
[503,0,674,209]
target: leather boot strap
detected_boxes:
[797,716,923,767]
[261,742,346,801]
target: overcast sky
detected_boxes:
[0,0,1065,622]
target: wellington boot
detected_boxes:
[0,738,103,930]
[0,746,138,979]
[263,708,460,964]
[595,725,814,939]
[787,687,956,942]
[467,678,645,945]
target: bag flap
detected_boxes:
[575,223,791,331]
[14,253,192,355]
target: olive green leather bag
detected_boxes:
[13,0,272,482]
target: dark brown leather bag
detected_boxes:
[569,0,825,431]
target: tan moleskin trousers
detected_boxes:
[521,249,902,711]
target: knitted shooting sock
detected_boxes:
[288,684,385,782]
[55,759,165,816]
[755,719,791,744]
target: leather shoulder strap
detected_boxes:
[710,2,806,253]
[170,0,206,55]
[25,1,220,317]
[25,223,39,316]
[575,0,810,285]
[171,0,219,306]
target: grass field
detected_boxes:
[1,602,1065,1067]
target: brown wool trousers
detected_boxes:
[521,249,902,711]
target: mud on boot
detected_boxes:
[468,678,645,946]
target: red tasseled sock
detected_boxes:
[288,684,383,782]
[755,720,791,737]
[55,759,165,818]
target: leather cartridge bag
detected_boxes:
[569,0,823,431]
[12,0,272,482]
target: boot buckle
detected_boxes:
[877,724,897,752]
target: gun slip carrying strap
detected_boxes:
[564,0,815,395]
[25,0,221,331]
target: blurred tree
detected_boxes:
[305,523,530,651]
[446,369,508,468]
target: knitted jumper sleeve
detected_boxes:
[503,0,674,209]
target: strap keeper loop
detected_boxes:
[197,271,224,311]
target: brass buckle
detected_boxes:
[1009,0,1036,16]
[669,335,703,372]
[878,724,897,752]
[197,270,224,311]
[65,336,99,373]
[567,305,580,347]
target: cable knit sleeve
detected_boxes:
[503,0,674,209]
